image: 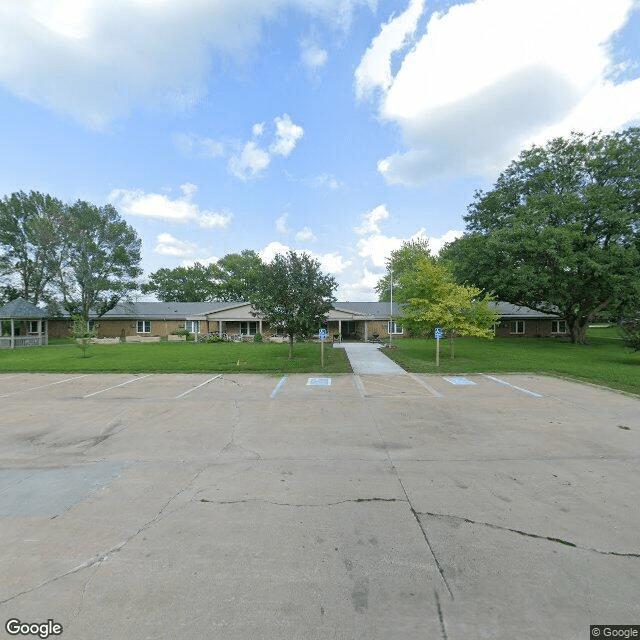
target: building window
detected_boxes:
[87,320,96,331]
[551,320,567,334]
[137,320,151,333]
[28,321,40,333]
[185,320,200,333]
[388,321,403,335]
[510,321,525,335]
[240,321,258,335]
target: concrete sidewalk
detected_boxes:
[335,342,406,375]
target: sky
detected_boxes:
[1,0,639,301]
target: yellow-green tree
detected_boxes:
[400,259,499,354]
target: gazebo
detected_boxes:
[0,298,48,349]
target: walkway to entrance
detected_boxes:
[334,342,406,375]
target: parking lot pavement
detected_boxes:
[0,373,639,639]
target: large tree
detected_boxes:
[443,128,640,344]
[248,251,336,357]
[376,239,431,302]
[141,262,221,302]
[55,200,142,320]
[142,250,264,302]
[0,191,64,305]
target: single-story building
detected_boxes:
[0,298,48,348]
[47,300,566,341]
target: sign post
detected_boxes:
[435,327,444,367]
[319,328,327,368]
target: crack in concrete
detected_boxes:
[420,511,640,558]
[198,497,404,508]
[0,466,208,606]
[434,589,448,640]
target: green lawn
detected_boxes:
[383,326,640,396]
[0,340,351,375]
[1,327,638,396]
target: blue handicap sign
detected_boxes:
[435,327,444,339]
[319,329,328,340]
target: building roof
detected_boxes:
[0,298,47,319]
[333,301,401,317]
[100,301,237,319]
[491,301,559,318]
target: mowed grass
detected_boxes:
[0,340,351,375]
[383,326,640,396]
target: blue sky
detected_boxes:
[1,0,639,300]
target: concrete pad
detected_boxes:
[0,373,638,639]
[336,343,407,375]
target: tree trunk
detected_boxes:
[288,333,294,358]
[568,317,588,344]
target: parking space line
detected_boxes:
[83,374,154,398]
[270,375,288,399]
[0,375,89,398]
[174,375,222,399]
[408,373,444,398]
[354,375,366,398]
[483,375,542,398]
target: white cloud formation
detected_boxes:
[154,233,199,258]
[295,226,317,242]
[172,133,224,158]
[300,36,329,71]
[358,0,640,185]
[109,183,233,229]
[258,241,350,275]
[354,204,390,235]
[0,0,371,128]
[276,213,291,235]
[229,114,304,180]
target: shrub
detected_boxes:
[254,332,263,343]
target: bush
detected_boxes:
[620,319,640,351]
[201,333,227,343]
[254,332,263,343]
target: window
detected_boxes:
[87,320,96,331]
[551,320,567,334]
[185,320,200,333]
[240,321,257,335]
[137,320,151,333]
[28,321,40,333]
[387,321,403,335]
[510,321,525,335]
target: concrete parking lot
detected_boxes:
[0,372,638,639]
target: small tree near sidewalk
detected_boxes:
[249,251,336,358]
[400,259,499,358]
[70,315,97,358]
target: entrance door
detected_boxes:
[341,321,357,339]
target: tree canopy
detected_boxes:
[442,128,640,344]
[248,251,336,357]
[142,250,264,302]
[376,238,431,302]
[54,200,142,319]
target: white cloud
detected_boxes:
[154,233,199,258]
[295,226,317,242]
[172,133,224,158]
[354,0,425,100]
[258,241,349,275]
[276,213,291,235]
[229,114,304,180]
[308,173,343,190]
[354,204,390,235]
[300,36,328,71]
[228,141,272,181]
[269,114,305,157]
[109,183,233,228]
[359,0,640,185]
[0,0,371,128]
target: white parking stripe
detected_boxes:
[408,373,444,398]
[270,375,288,399]
[483,375,542,398]
[0,375,88,398]
[174,375,222,399]
[83,374,153,398]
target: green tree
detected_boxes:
[55,201,142,320]
[248,251,336,358]
[0,191,64,305]
[141,262,221,302]
[400,258,499,353]
[443,129,640,344]
[70,314,97,358]
[376,239,431,302]
[142,250,264,302]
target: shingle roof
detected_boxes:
[0,298,47,319]
[491,302,559,318]
[100,301,238,319]
[333,301,401,317]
